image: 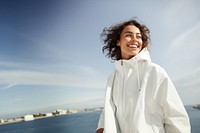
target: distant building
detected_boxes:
[69,110,78,113]
[53,109,67,115]
[45,113,53,117]
[0,119,4,124]
[7,118,15,123]
[24,115,34,121]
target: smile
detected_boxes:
[127,44,138,48]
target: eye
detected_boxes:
[137,35,142,39]
[125,34,132,37]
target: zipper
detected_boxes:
[121,60,126,115]
[135,58,141,91]
[128,58,141,133]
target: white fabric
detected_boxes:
[97,48,191,133]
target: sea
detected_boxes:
[0,106,199,133]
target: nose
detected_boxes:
[131,35,137,42]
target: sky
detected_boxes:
[0,0,200,119]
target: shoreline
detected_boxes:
[0,109,79,125]
[0,112,78,126]
[0,107,103,125]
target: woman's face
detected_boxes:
[118,25,143,60]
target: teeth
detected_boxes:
[128,44,137,48]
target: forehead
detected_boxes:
[121,25,141,34]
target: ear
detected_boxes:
[117,40,120,46]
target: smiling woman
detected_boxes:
[117,25,143,59]
[96,18,191,133]
[101,19,150,60]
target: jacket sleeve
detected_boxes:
[96,110,104,130]
[96,70,117,132]
[159,76,191,133]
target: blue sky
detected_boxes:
[0,0,200,119]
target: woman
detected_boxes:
[96,18,191,133]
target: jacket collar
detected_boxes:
[115,47,151,70]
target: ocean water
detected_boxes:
[0,111,100,133]
[0,106,199,133]
[186,106,200,133]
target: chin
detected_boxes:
[131,52,139,56]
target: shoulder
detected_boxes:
[147,61,169,79]
[146,62,175,91]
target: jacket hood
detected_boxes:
[115,47,151,70]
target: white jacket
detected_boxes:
[97,48,191,133]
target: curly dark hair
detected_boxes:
[101,18,150,60]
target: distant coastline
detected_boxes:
[1,105,199,125]
[0,107,103,125]
[193,104,200,110]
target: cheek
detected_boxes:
[126,37,132,42]
[120,39,128,46]
[120,38,131,45]
[140,40,143,46]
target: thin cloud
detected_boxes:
[173,68,200,89]
[0,82,17,90]
[167,22,200,54]
[73,65,100,75]
[173,68,200,105]
[165,22,200,77]
[154,0,200,30]
[0,60,106,90]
